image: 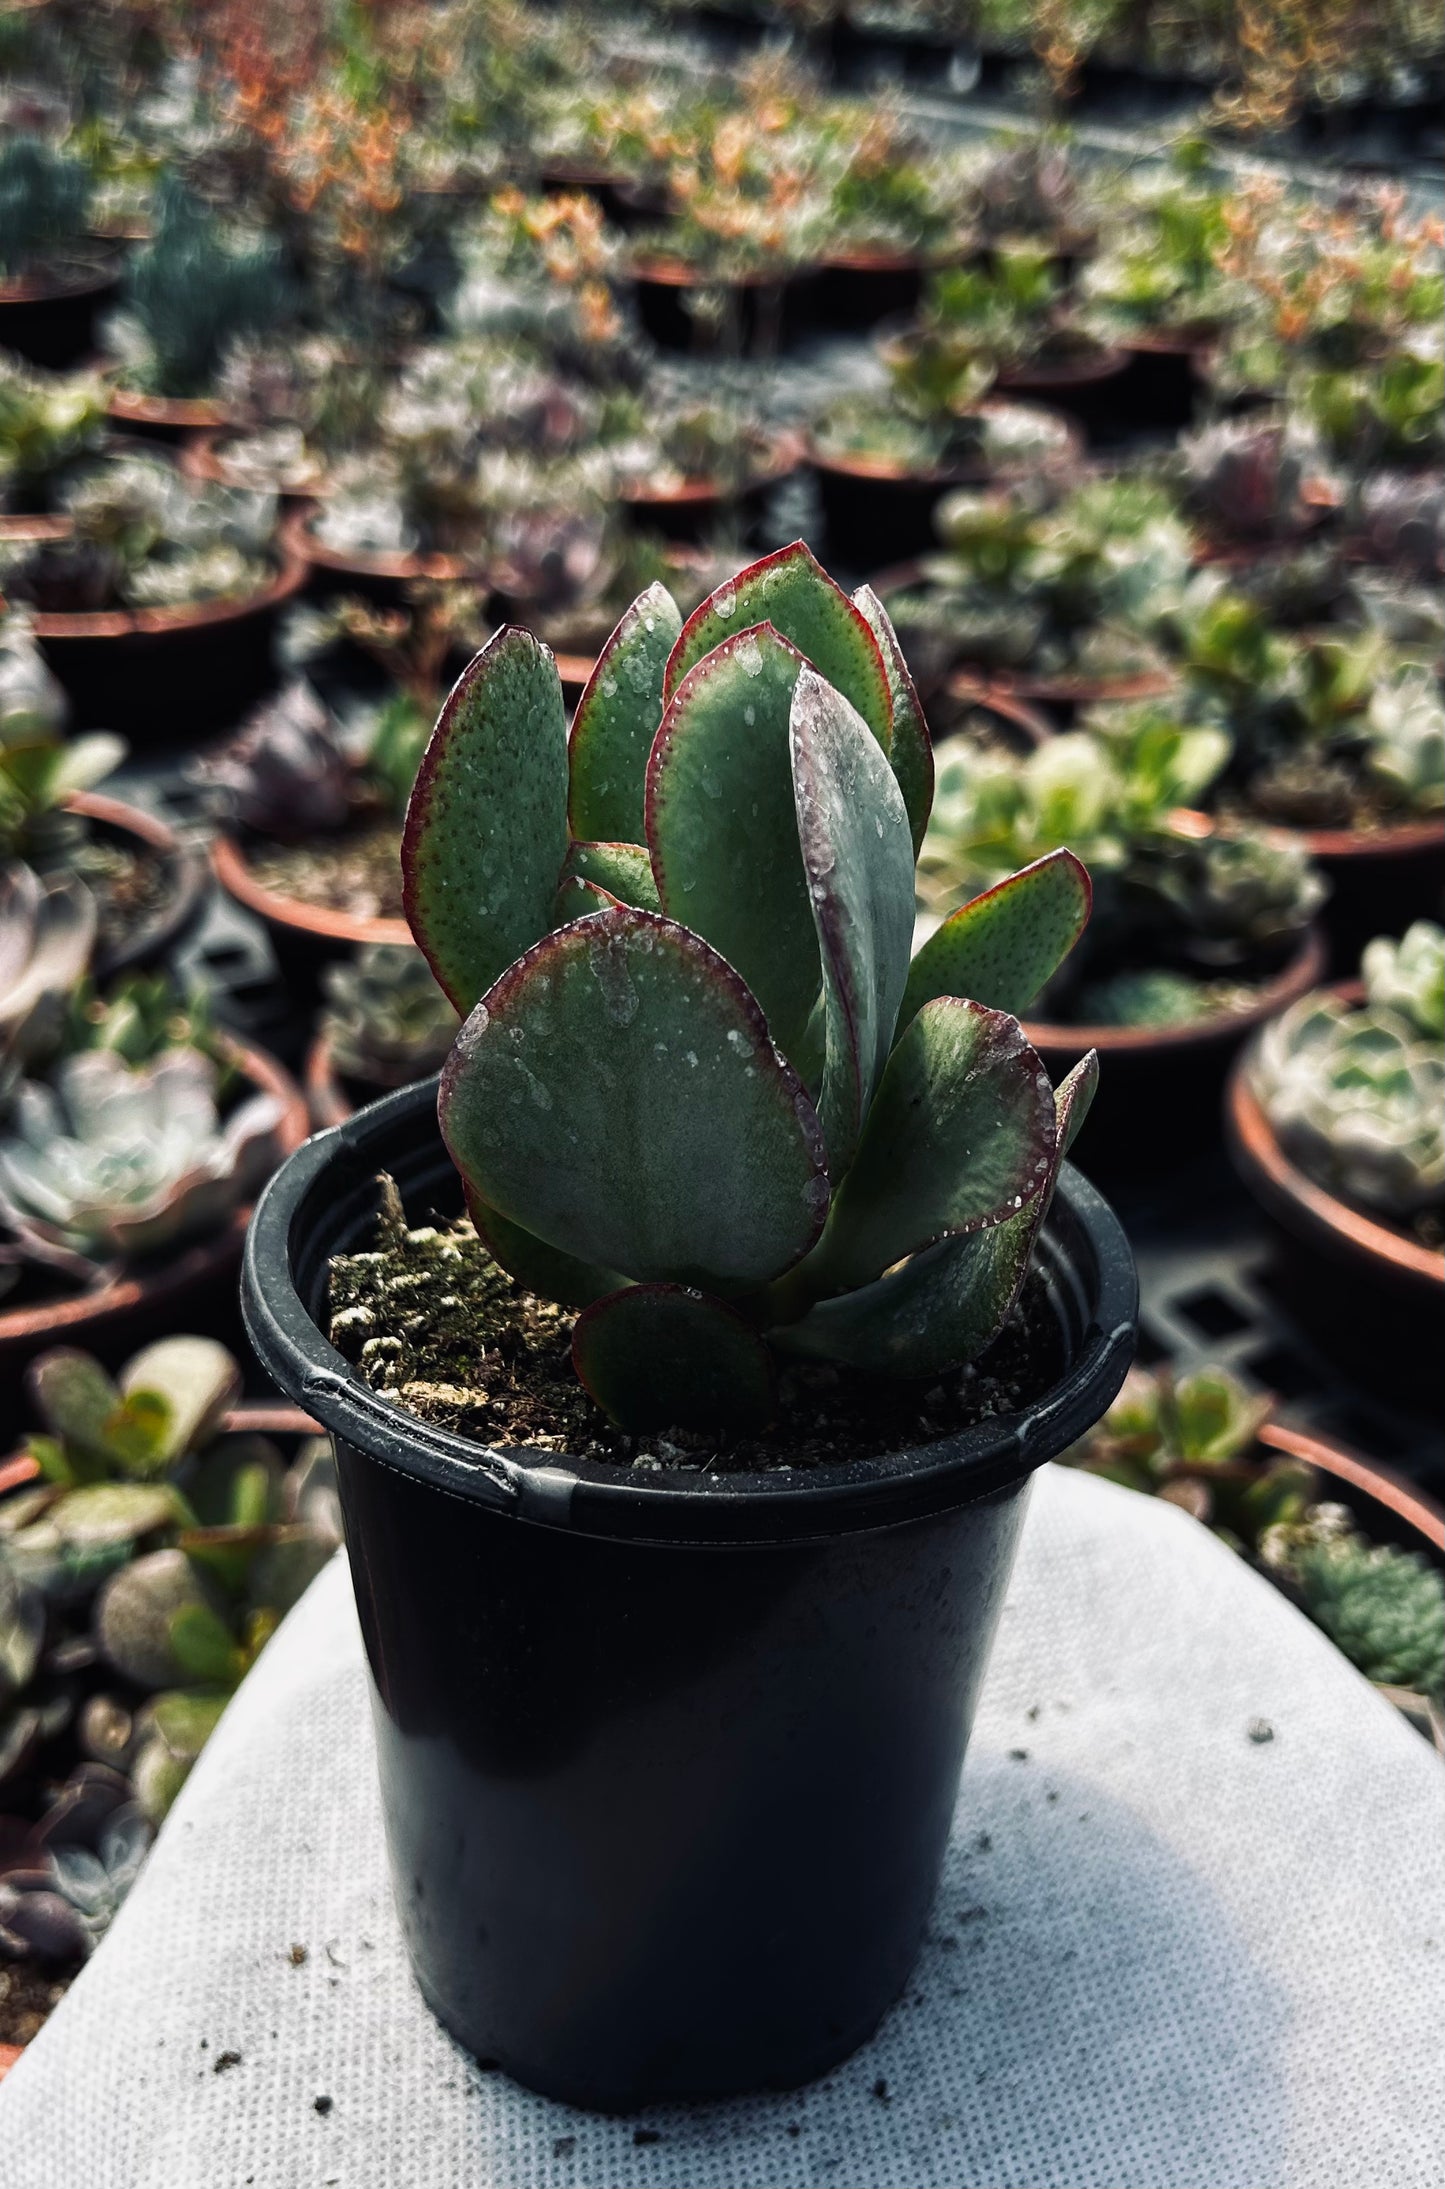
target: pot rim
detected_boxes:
[806,399,1082,486]
[1256,1419,1445,1558]
[105,385,233,431]
[179,428,330,500]
[210,829,410,949]
[627,253,809,292]
[279,504,488,585]
[1023,923,1329,1058]
[0,255,120,306]
[0,1033,309,1349]
[997,344,1130,391]
[617,429,802,506]
[241,1077,1138,1545]
[22,555,307,641]
[1225,1012,1445,1292]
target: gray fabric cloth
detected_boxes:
[4,1463,1443,2189]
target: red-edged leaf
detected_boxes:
[402,627,569,1016]
[439,907,828,1291]
[572,1284,774,1433]
[568,582,682,843]
[465,1185,621,1309]
[663,541,893,753]
[900,849,1091,1033]
[852,582,934,852]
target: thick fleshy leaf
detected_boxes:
[790,666,915,1173]
[647,623,821,1064]
[554,874,614,925]
[664,542,893,754]
[852,583,934,852]
[439,907,828,1290]
[807,998,1056,1293]
[776,1048,1094,1376]
[465,1185,622,1309]
[120,1338,242,1470]
[402,627,570,1016]
[572,1284,774,1433]
[900,849,1092,1032]
[559,841,660,912]
[28,1351,127,1481]
[568,583,683,842]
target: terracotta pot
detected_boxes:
[0,2041,22,2083]
[210,828,407,1004]
[105,384,233,441]
[1024,923,1329,1174]
[279,504,488,605]
[66,788,209,982]
[627,255,815,356]
[3,517,310,739]
[180,429,329,503]
[810,403,1082,569]
[618,431,802,544]
[932,686,1052,753]
[0,260,122,370]
[0,1034,307,1396]
[1256,1420,1444,1563]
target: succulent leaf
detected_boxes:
[852,583,935,851]
[168,1600,245,1687]
[810,998,1056,1293]
[901,848,1092,1031]
[790,666,915,1172]
[439,907,828,1290]
[567,582,683,842]
[558,841,661,913]
[402,627,569,1016]
[1054,1048,1099,1163]
[465,1186,622,1309]
[572,1284,774,1432]
[647,623,822,1065]
[554,874,615,925]
[118,1338,242,1471]
[664,541,893,755]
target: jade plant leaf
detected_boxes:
[809,998,1056,1293]
[568,583,683,842]
[647,623,822,1066]
[439,907,828,1290]
[558,841,660,912]
[119,1337,242,1471]
[572,1284,774,1432]
[790,666,915,1173]
[168,1600,245,1687]
[852,583,935,852]
[465,1186,622,1310]
[402,627,570,1016]
[779,1047,1098,1375]
[28,1351,131,1484]
[664,542,894,754]
[901,850,1092,1032]
[554,874,613,925]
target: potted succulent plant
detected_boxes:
[801,113,975,332]
[244,541,1137,2109]
[0,446,305,737]
[0,611,205,981]
[101,180,295,436]
[0,973,306,1383]
[1067,1362,1444,1752]
[1174,415,1342,560]
[1163,587,1445,955]
[0,1334,338,2051]
[178,333,389,503]
[877,475,1191,707]
[0,137,119,371]
[306,943,460,1126]
[1227,923,1443,1394]
[807,328,1082,567]
[607,391,802,543]
[0,355,110,513]
[917,711,1329,1162]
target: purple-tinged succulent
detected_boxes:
[0,862,97,1064]
[401,542,1099,1432]
[1177,417,1335,543]
[198,679,353,841]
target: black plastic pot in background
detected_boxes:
[0,265,121,369]
[242,1078,1137,2111]
[629,264,814,357]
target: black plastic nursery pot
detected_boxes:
[242,1078,1138,2111]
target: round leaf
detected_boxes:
[572,1284,774,1433]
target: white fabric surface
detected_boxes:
[4,1464,1443,2189]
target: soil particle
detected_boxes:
[0,1960,74,2047]
[213,2050,242,2074]
[553,2137,576,2159]
[314,2095,333,2116]
[328,1191,1065,1473]
[632,2127,661,2146]
[1247,1717,1275,1744]
[289,1944,308,1965]
[871,2077,892,2106]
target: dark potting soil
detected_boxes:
[248,823,404,921]
[74,835,172,956]
[0,1958,74,2048]
[328,1183,1065,1474]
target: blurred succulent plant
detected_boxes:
[1077,153,1236,337]
[0,862,97,1068]
[0,136,92,281]
[1268,1531,1445,1698]
[320,944,459,1092]
[0,612,125,864]
[0,357,108,502]
[1298,349,1445,469]
[893,477,1189,681]
[1362,669,1445,815]
[1351,471,1445,582]
[1176,417,1335,544]
[962,134,1088,249]
[200,680,353,841]
[1251,923,1444,1219]
[0,1794,152,1963]
[108,179,294,399]
[399,541,1100,1429]
[0,1046,283,1278]
[894,244,1103,393]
